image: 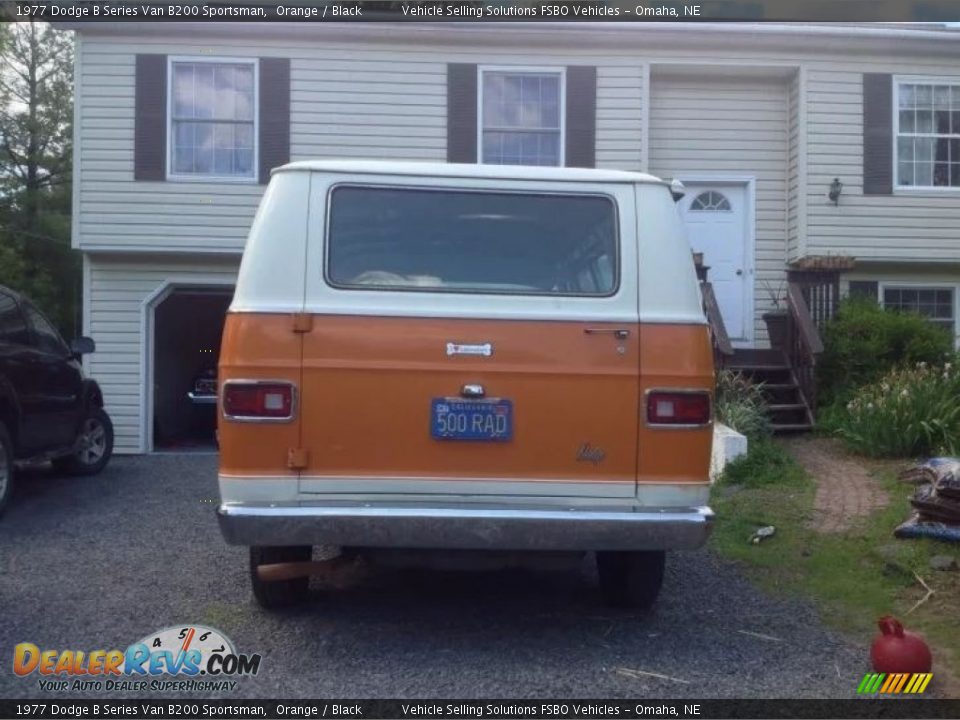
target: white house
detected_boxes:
[68,21,960,452]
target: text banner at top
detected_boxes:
[3,0,960,23]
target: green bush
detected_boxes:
[715,369,771,440]
[817,297,954,405]
[720,439,806,487]
[830,361,960,458]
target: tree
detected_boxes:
[0,21,77,336]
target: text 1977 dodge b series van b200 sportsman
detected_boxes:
[216,161,714,610]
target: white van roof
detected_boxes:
[275,160,666,185]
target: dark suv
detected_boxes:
[0,285,113,514]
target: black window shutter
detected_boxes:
[447,64,478,163]
[134,54,167,181]
[863,73,893,195]
[565,66,597,168]
[848,280,879,302]
[258,58,291,184]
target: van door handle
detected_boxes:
[584,328,630,339]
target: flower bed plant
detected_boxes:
[817,298,954,406]
[830,361,960,458]
[715,369,771,440]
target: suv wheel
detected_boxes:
[596,550,666,610]
[0,423,13,516]
[250,545,312,609]
[54,407,114,476]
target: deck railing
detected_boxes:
[701,281,734,368]
[786,281,825,419]
[787,269,843,329]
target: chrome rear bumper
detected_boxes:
[217,502,714,551]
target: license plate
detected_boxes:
[431,399,513,441]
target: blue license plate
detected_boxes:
[431,399,513,441]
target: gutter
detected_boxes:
[57,21,960,55]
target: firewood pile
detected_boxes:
[895,458,960,542]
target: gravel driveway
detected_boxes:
[0,455,867,699]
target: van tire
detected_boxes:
[250,545,312,609]
[0,423,14,517]
[596,550,665,610]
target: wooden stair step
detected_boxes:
[728,363,791,371]
[771,422,814,432]
[768,403,807,411]
[761,382,799,390]
[729,349,786,365]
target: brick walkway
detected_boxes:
[785,436,889,533]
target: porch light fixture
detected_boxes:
[828,177,843,205]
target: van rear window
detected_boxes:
[326,186,618,296]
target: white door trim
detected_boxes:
[679,174,757,348]
[139,277,235,453]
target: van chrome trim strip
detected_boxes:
[293,477,708,503]
[220,476,710,507]
[217,503,714,551]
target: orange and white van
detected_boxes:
[217,160,714,609]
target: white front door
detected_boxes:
[680,183,751,344]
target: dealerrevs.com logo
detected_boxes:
[13,625,261,693]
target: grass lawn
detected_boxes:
[709,440,960,695]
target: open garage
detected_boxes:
[150,286,233,451]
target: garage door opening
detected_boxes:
[151,287,233,452]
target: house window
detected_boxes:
[169,59,257,180]
[480,69,563,166]
[896,81,960,188]
[882,286,956,334]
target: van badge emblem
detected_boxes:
[576,443,606,465]
[446,342,492,357]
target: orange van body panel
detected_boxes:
[218,313,301,477]
[637,324,715,484]
[218,313,714,487]
[296,315,640,484]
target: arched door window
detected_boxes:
[689,190,732,212]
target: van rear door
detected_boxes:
[298,178,639,499]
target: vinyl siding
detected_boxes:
[805,62,960,262]
[648,75,789,345]
[786,71,801,261]
[77,31,960,259]
[76,35,646,252]
[86,255,240,453]
[595,65,644,171]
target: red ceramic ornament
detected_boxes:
[870,616,932,673]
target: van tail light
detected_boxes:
[222,381,296,421]
[646,390,711,427]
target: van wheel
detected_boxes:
[596,551,665,610]
[54,407,114,476]
[250,546,312,609]
[0,423,14,517]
